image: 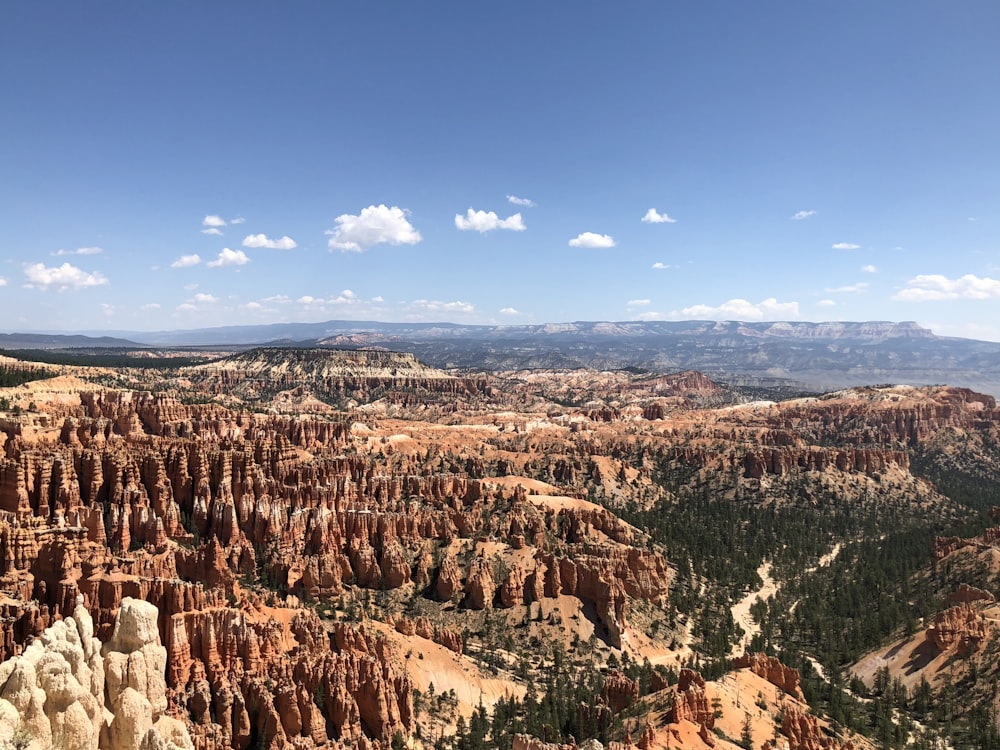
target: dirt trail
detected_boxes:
[729,543,844,659]
[730,561,777,658]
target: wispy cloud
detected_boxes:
[170,254,202,268]
[242,233,297,250]
[408,299,475,315]
[569,232,616,249]
[499,307,519,315]
[454,208,526,233]
[792,210,817,221]
[832,242,861,250]
[627,299,651,307]
[651,262,675,270]
[201,228,223,236]
[507,195,536,207]
[861,264,878,273]
[824,282,869,294]
[230,216,246,225]
[193,293,218,303]
[893,274,1000,302]
[0,277,7,287]
[670,297,800,321]
[53,246,103,256]
[23,262,108,291]
[817,299,836,307]
[140,303,161,311]
[206,248,250,268]
[641,208,677,224]
[326,204,421,252]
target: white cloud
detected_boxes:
[641,208,677,224]
[201,228,223,236]
[372,295,384,303]
[140,303,161,310]
[202,215,226,228]
[242,233,297,250]
[206,248,250,268]
[242,301,262,310]
[861,264,878,273]
[792,210,817,221]
[892,273,1000,302]
[455,208,526,233]
[824,282,869,294]
[175,303,197,313]
[23,262,108,291]
[53,246,103,256]
[507,195,536,207]
[170,254,202,268]
[230,216,246,225]
[499,307,519,315]
[0,278,7,287]
[627,299,651,307]
[670,297,800,321]
[326,204,421,251]
[409,299,475,314]
[569,232,616,248]
[817,299,836,307]
[832,242,861,250]
[100,303,115,317]
[651,262,675,270]
[193,293,218,303]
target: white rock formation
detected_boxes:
[0,596,193,750]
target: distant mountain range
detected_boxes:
[4,319,1000,396]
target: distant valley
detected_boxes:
[5,318,1000,397]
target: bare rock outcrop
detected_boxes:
[732,653,805,701]
[927,602,988,655]
[0,596,192,750]
[666,669,714,733]
[601,671,639,713]
[763,704,857,750]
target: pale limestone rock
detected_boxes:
[110,687,152,750]
[107,599,160,653]
[102,598,169,720]
[152,716,194,750]
[0,595,192,750]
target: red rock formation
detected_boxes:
[946,583,996,606]
[636,722,656,750]
[763,704,857,750]
[733,653,806,701]
[464,556,496,610]
[666,669,715,732]
[927,602,988,655]
[601,671,639,712]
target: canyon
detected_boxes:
[0,347,997,749]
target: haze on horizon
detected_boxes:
[1,3,998,339]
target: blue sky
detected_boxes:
[2,2,998,339]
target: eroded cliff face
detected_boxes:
[2,366,998,750]
[0,384,677,748]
